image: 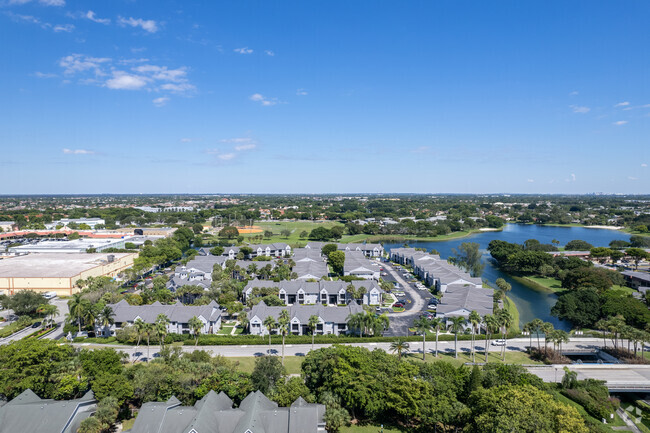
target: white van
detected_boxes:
[43,292,57,300]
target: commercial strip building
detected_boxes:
[244,279,384,306]
[249,300,364,336]
[127,391,325,433]
[98,299,222,337]
[44,217,105,230]
[0,389,96,433]
[0,252,136,296]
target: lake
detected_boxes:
[382,224,631,330]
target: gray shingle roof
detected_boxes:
[245,279,382,296]
[108,300,221,323]
[127,391,324,433]
[436,284,494,317]
[0,389,96,433]
[250,300,364,324]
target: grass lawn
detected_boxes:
[231,355,304,375]
[121,418,136,431]
[504,296,520,332]
[240,221,344,247]
[217,325,235,335]
[339,230,488,244]
[406,347,542,367]
[612,284,636,295]
[340,424,407,433]
[514,275,564,293]
[553,392,626,432]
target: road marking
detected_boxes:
[369,343,377,346]
[240,345,248,348]
[286,344,293,347]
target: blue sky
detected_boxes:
[1,0,648,194]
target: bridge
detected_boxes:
[527,364,650,393]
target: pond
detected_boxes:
[382,224,631,330]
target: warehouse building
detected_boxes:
[0,252,136,296]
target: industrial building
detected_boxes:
[0,252,137,296]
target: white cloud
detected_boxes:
[296,88,308,96]
[85,11,110,24]
[628,176,638,181]
[39,0,64,5]
[220,137,257,151]
[527,179,535,183]
[235,143,256,151]
[63,148,94,155]
[180,138,192,143]
[569,91,579,96]
[59,54,111,76]
[614,101,630,107]
[53,24,74,32]
[152,97,169,107]
[249,93,277,106]
[57,55,196,99]
[569,105,590,114]
[265,50,275,56]
[234,47,253,54]
[565,173,576,182]
[642,163,648,167]
[105,71,148,90]
[612,120,628,126]
[217,153,236,160]
[118,16,158,33]
[32,71,57,78]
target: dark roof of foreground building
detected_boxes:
[0,389,96,433]
[126,390,325,433]
[108,300,221,323]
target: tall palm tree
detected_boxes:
[83,304,100,334]
[346,312,363,337]
[371,313,390,336]
[413,316,431,360]
[497,309,513,361]
[67,293,87,333]
[595,319,609,349]
[429,317,444,358]
[37,304,58,328]
[155,313,170,349]
[390,338,410,361]
[609,315,626,350]
[98,305,115,337]
[523,321,533,353]
[238,311,249,333]
[530,318,544,352]
[483,314,499,362]
[263,316,277,353]
[308,315,320,351]
[277,309,290,364]
[188,316,203,346]
[541,322,554,355]
[134,318,146,348]
[144,323,153,362]
[448,316,467,359]
[468,310,481,363]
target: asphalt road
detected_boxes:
[0,297,69,345]
[381,261,432,336]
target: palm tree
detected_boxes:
[68,293,87,333]
[134,318,146,348]
[448,316,467,359]
[346,312,363,337]
[596,319,609,349]
[523,321,534,353]
[609,315,626,350]
[390,338,410,361]
[143,322,153,362]
[413,316,431,360]
[541,322,554,355]
[83,304,100,334]
[188,316,203,346]
[530,318,544,352]
[155,313,170,349]
[429,317,444,358]
[483,314,499,362]
[37,304,58,328]
[239,311,249,333]
[468,310,481,363]
[278,309,290,364]
[263,316,277,353]
[308,315,320,351]
[371,313,390,336]
[98,305,115,337]
[497,309,513,361]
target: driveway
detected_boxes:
[382,261,429,336]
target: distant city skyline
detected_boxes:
[1,1,648,194]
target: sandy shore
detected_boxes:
[584,225,623,230]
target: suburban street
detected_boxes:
[381,260,432,336]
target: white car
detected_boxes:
[491,339,507,346]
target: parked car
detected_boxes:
[420,312,434,319]
[31,322,42,328]
[393,302,404,308]
[381,272,387,276]
[491,339,507,346]
[397,299,407,304]
[375,306,382,313]
[428,298,439,305]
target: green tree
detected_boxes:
[219,226,239,239]
[565,239,594,250]
[497,309,513,361]
[271,376,313,406]
[389,338,410,361]
[321,243,338,257]
[155,313,170,349]
[468,310,481,363]
[68,293,89,333]
[413,316,431,360]
[263,316,277,353]
[626,247,649,270]
[251,355,286,394]
[483,314,499,362]
[1,291,46,316]
[308,315,320,351]
[449,242,484,277]
[328,250,345,275]
[210,246,224,256]
[429,317,444,358]
[188,316,203,346]
[280,229,291,238]
[277,309,290,364]
[449,316,467,359]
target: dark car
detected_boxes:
[31,322,42,328]
[397,299,407,304]
[428,298,439,305]
[420,312,434,319]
